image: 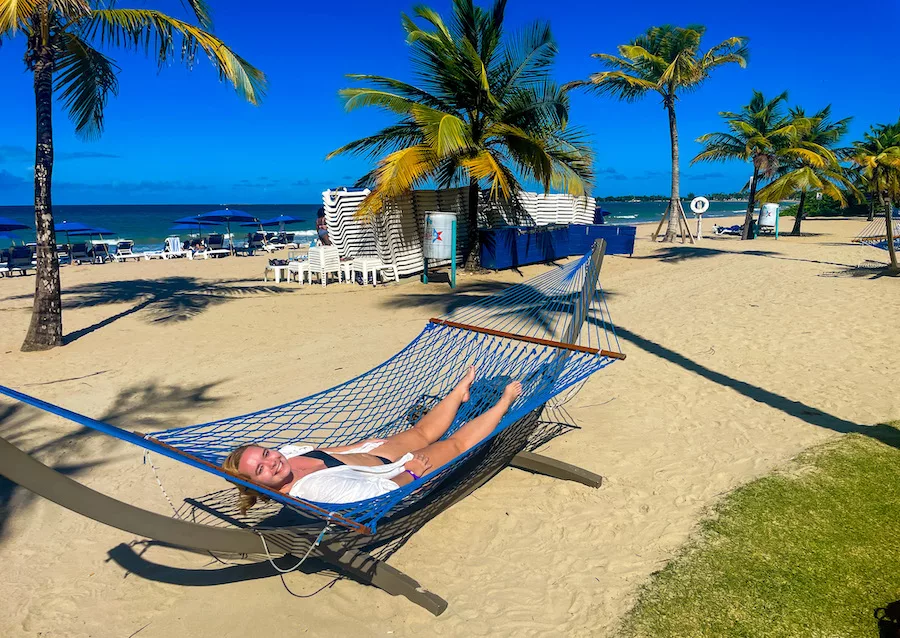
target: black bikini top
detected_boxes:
[300,449,345,468]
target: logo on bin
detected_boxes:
[431,229,443,243]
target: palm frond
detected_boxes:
[462,148,512,199]
[344,74,452,111]
[54,30,120,139]
[340,88,421,115]
[326,121,423,160]
[0,0,40,34]
[178,0,213,30]
[87,8,266,105]
[412,105,472,155]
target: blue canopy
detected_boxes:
[0,216,30,232]
[240,214,306,228]
[194,210,257,224]
[54,221,94,233]
[194,210,258,254]
[69,226,115,237]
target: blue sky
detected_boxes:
[1,0,897,205]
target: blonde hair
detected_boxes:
[221,445,269,514]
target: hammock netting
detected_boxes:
[854,214,900,251]
[0,246,621,535]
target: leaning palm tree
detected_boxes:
[692,90,809,239]
[756,105,858,236]
[1,0,266,351]
[327,0,594,265]
[850,122,900,271]
[565,25,748,242]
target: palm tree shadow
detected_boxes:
[591,318,900,449]
[3,277,294,345]
[635,245,856,268]
[392,275,895,447]
[0,379,227,543]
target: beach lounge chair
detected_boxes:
[0,248,9,276]
[0,240,622,616]
[92,243,111,264]
[112,240,142,262]
[5,246,35,275]
[713,224,743,236]
[69,242,92,264]
[195,234,230,259]
[305,244,343,286]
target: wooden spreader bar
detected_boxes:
[429,318,627,360]
[139,434,371,535]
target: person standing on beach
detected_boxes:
[316,209,332,246]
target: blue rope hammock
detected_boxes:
[0,246,622,534]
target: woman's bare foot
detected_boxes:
[499,381,522,409]
[455,366,476,403]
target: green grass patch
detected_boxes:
[620,424,900,638]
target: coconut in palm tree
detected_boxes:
[566,24,748,242]
[1,0,266,351]
[328,0,594,266]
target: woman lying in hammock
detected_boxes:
[222,367,522,510]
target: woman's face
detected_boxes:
[237,446,292,488]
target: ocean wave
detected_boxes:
[611,214,638,219]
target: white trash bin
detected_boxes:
[424,212,456,259]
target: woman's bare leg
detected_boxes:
[407,381,522,476]
[375,366,476,460]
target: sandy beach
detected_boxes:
[1,216,898,638]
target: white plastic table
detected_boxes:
[350,257,396,286]
[263,264,290,283]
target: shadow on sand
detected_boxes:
[0,379,226,543]
[2,277,293,345]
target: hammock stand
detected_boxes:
[0,240,623,615]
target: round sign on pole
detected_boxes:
[690,196,710,215]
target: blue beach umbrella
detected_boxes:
[53,220,94,246]
[0,216,30,233]
[194,209,258,253]
[173,215,222,235]
[243,214,306,232]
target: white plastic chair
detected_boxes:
[306,245,343,286]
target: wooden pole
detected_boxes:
[651,204,670,242]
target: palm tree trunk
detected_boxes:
[867,198,875,221]
[789,190,807,236]
[464,177,481,268]
[878,188,898,271]
[22,41,63,351]
[741,167,760,240]
[663,99,680,243]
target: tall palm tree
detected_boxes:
[692,90,809,239]
[327,0,594,265]
[1,0,266,351]
[756,105,857,236]
[851,122,900,271]
[565,25,748,242]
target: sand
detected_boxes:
[0,216,898,637]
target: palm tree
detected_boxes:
[850,122,900,271]
[692,91,808,239]
[755,105,858,236]
[327,0,594,265]
[1,0,266,351]
[565,25,748,242]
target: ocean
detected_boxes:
[0,204,321,252]
[0,200,748,250]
